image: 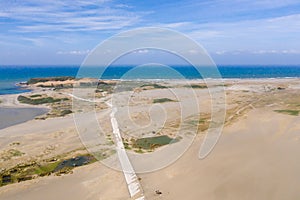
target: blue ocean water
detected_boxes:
[0,66,79,95]
[0,65,300,95]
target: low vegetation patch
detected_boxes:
[34,161,60,176]
[0,149,25,161]
[132,135,179,150]
[140,83,168,89]
[60,109,72,116]
[274,109,299,116]
[184,84,207,89]
[27,76,75,84]
[89,149,115,162]
[9,142,20,146]
[95,81,116,93]
[0,154,96,187]
[184,114,211,133]
[18,95,68,105]
[153,98,176,103]
[29,94,42,98]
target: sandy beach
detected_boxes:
[0,78,300,199]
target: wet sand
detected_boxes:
[0,107,48,130]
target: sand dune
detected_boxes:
[0,79,300,199]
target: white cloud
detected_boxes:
[133,49,150,54]
[160,22,192,29]
[0,0,141,33]
[215,50,227,55]
[115,4,133,9]
[252,49,300,54]
[251,0,300,9]
[188,49,198,54]
[57,50,90,55]
[188,30,223,40]
[213,49,300,55]
[180,14,300,53]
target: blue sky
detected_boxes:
[1,0,300,65]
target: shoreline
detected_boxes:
[1,76,300,96]
[0,76,299,93]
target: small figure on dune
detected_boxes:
[155,190,162,195]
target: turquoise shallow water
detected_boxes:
[1,65,300,95]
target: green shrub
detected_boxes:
[60,110,72,116]
[29,94,42,98]
[27,77,75,84]
[133,135,179,150]
[153,98,175,103]
[184,84,207,89]
[18,95,68,105]
[141,83,167,89]
[274,109,299,116]
[34,162,60,176]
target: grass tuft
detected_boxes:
[274,109,299,116]
[18,95,68,105]
[132,135,179,150]
[29,94,42,98]
[34,162,60,176]
[153,98,175,103]
[140,83,167,89]
[184,84,207,89]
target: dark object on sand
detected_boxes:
[155,190,162,195]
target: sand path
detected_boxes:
[106,101,145,200]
